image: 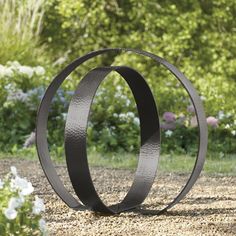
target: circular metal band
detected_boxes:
[36,48,208,214]
[65,66,160,214]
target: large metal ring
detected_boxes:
[36,48,208,214]
[65,66,160,214]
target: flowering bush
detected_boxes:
[0,166,47,235]
[87,83,141,153]
[0,61,52,152]
[206,116,219,128]
[163,112,176,123]
[0,60,235,157]
[161,106,236,156]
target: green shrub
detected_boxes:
[0,0,235,157]
[41,0,236,139]
[39,0,236,158]
[0,60,235,156]
[0,62,50,151]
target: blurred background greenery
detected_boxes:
[0,0,235,173]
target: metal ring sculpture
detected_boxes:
[36,48,208,215]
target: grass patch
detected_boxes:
[88,152,236,175]
[88,152,138,170]
[159,154,236,175]
[0,148,235,175]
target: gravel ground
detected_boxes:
[0,159,235,236]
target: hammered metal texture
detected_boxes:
[65,66,160,214]
[36,48,208,215]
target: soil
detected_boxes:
[0,159,235,236]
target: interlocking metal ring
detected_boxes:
[36,48,208,215]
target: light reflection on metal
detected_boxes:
[36,49,208,215]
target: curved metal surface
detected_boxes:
[36,48,208,214]
[65,66,160,214]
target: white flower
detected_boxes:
[8,197,25,209]
[34,66,45,76]
[10,176,34,195]
[7,61,21,68]
[4,208,17,220]
[218,111,225,120]
[32,196,45,215]
[19,66,33,78]
[165,130,173,137]
[200,96,206,101]
[126,99,131,106]
[0,65,13,77]
[117,85,122,91]
[10,166,18,176]
[20,182,34,196]
[133,117,140,126]
[231,130,236,136]
[225,124,230,129]
[39,219,47,235]
[4,67,13,77]
[120,94,127,100]
[61,113,67,121]
[127,112,135,118]
[119,113,126,119]
[0,179,4,189]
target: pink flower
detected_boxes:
[163,112,176,123]
[160,122,176,131]
[206,116,218,128]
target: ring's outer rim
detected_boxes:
[36,48,208,214]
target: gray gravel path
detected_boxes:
[0,159,235,236]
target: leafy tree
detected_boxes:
[41,0,236,117]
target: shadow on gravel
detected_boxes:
[85,206,236,217]
[182,196,236,204]
[121,206,235,217]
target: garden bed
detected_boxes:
[0,159,235,236]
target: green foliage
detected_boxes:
[40,0,236,155]
[0,0,235,157]
[0,62,50,151]
[87,75,140,153]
